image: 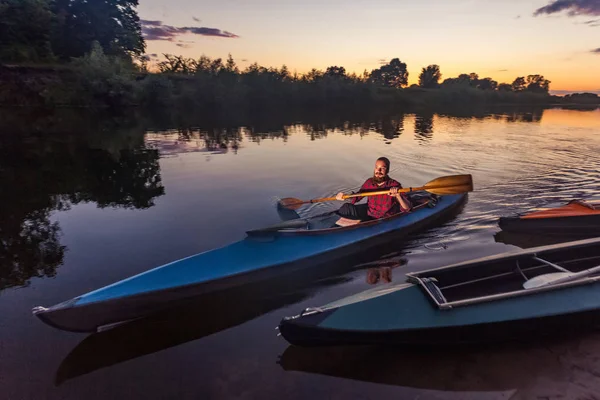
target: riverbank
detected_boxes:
[3,63,589,112]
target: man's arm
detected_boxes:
[336,180,369,204]
[389,186,412,211]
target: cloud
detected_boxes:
[176,43,192,48]
[141,20,162,26]
[583,18,600,25]
[515,15,521,19]
[140,20,239,41]
[241,58,248,62]
[498,69,509,72]
[193,16,201,22]
[182,27,239,38]
[378,58,387,65]
[533,0,600,17]
[592,47,600,53]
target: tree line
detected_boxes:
[0,0,568,109]
[153,54,551,94]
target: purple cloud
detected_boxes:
[583,18,600,25]
[176,43,192,48]
[181,27,239,38]
[534,0,600,17]
[141,20,162,26]
[592,47,600,53]
[140,20,239,41]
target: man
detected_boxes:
[335,157,412,221]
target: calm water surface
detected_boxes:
[2,107,600,399]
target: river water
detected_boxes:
[1,106,600,399]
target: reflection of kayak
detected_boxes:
[278,237,600,347]
[33,192,467,333]
[498,200,600,234]
[277,339,584,393]
[54,263,356,385]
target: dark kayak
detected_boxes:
[278,237,600,347]
[498,200,600,235]
[33,192,467,333]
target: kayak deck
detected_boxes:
[278,237,600,346]
[33,193,467,332]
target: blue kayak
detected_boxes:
[278,236,600,347]
[33,192,466,332]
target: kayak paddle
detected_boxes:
[278,174,473,210]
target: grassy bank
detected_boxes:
[0,58,562,112]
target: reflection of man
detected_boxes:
[366,259,407,285]
[335,157,412,221]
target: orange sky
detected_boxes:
[138,0,600,94]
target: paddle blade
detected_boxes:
[423,174,473,195]
[278,197,305,210]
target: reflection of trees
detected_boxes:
[414,112,434,141]
[374,114,405,140]
[0,209,65,290]
[0,110,165,291]
[505,108,544,123]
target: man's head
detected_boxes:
[373,157,390,183]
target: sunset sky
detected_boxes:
[138,0,600,94]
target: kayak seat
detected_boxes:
[422,277,447,304]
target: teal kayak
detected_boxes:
[33,192,467,332]
[278,237,600,347]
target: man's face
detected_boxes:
[373,160,388,182]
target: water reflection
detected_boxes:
[278,331,600,395]
[54,239,419,385]
[140,105,557,155]
[365,259,407,284]
[414,112,434,141]
[0,110,165,290]
[1,104,585,292]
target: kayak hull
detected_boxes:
[278,286,600,347]
[499,201,600,235]
[279,237,600,347]
[499,214,600,235]
[34,193,467,332]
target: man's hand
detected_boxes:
[336,192,345,201]
[388,187,399,197]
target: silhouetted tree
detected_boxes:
[304,68,324,83]
[325,66,347,79]
[525,74,550,94]
[224,53,239,74]
[0,0,54,62]
[512,77,526,92]
[498,83,513,91]
[370,58,409,88]
[50,0,145,60]
[442,73,478,87]
[418,65,442,88]
[157,54,195,74]
[477,77,498,91]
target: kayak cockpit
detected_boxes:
[246,192,438,237]
[407,243,600,310]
